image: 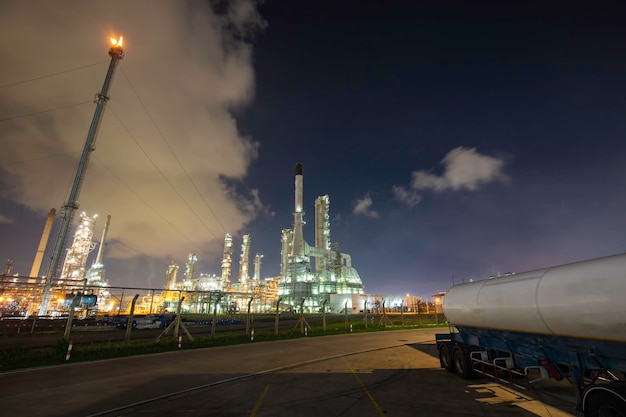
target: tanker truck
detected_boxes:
[435,252,626,416]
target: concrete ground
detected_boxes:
[0,328,581,417]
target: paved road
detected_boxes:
[0,328,581,417]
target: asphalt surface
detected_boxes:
[0,328,581,417]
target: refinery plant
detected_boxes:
[0,162,369,317]
[0,36,389,319]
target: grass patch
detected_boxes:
[1,316,448,372]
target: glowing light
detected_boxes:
[110,36,124,47]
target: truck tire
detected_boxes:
[439,345,455,372]
[453,347,474,379]
[585,390,626,417]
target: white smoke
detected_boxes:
[0,1,267,266]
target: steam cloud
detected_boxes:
[0,1,267,266]
[394,147,507,207]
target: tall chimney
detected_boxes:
[29,208,56,281]
[93,214,111,266]
[291,163,305,257]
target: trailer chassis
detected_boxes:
[436,327,626,417]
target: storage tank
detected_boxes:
[443,252,626,343]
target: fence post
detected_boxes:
[274,297,282,336]
[246,297,254,336]
[64,294,79,339]
[364,300,368,329]
[211,294,222,339]
[125,294,140,343]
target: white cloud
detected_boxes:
[392,185,422,208]
[411,147,507,191]
[0,1,266,263]
[353,194,379,218]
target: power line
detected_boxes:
[107,105,220,243]
[0,101,92,123]
[89,224,170,269]
[118,67,228,235]
[92,151,213,261]
[0,60,108,89]
[106,105,220,250]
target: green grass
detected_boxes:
[0,315,448,372]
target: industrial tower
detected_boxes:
[278,164,365,312]
[39,36,124,315]
[238,234,251,287]
[221,233,233,288]
[59,212,97,290]
[29,208,56,282]
[85,214,111,288]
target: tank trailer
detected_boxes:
[436,253,626,416]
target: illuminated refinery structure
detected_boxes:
[59,212,98,289]
[85,214,111,288]
[278,164,364,312]
[2,163,368,316]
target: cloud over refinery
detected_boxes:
[393,147,507,208]
[0,1,267,265]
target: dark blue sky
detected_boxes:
[2,1,626,299]
[241,1,626,296]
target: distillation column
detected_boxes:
[165,262,179,290]
[59,212,97,290]
[239,234,251,287]
[85,214,111,288]
[314,195,331,272]
[221,233,233,288]
[253,253,263,281]
[280,229,292,279]
[186,253,197,282]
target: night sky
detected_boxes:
[1,1,626,300]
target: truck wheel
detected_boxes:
[586,390,626,417]
[453,347,474,379]
[439,345,455,372]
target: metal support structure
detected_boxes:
[39,38,124,316]
[292,299,311,334]
[155,295,193,343]
[401,301,404,326]
[125,294,139,343]
[118,290,125,315]
[379,300,393,327]
[148,289,154,314]
[211,294,222,339]
[246,297,254,336]
[274,297,282,336]
[344,300,348,329]
[174,293,182,337]
[364,300,368,329]
[418,301,422,325]
[63,295,79,339]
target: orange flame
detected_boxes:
[110,36,124,47]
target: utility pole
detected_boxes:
[39,37,124,316]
